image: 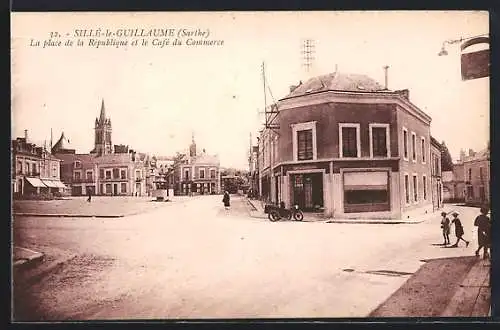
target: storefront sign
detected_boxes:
[461,37,489,81]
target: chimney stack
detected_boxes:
[383,65,389,90]
[468,149,475,157]
[24,129,28,142]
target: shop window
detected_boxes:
[106,183,112,194]
[121,183,127,193]
[340,124,360,158]
[343,171,389,213]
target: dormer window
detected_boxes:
[74,161,82,169]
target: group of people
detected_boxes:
[440,206,491,259]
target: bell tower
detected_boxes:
[189,132,197,157]
[91,99,113,155]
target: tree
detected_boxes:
[440,141,454,171]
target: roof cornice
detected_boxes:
[278,90,432,125]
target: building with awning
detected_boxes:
[12,131,64,198]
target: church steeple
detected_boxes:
[91,99,113,155]
[189,131,197,157]
[99,99,106,123]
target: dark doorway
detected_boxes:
[113,184,118,196]
[291,172,324,211]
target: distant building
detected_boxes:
[462,148,489,206]
[257,71,441,219]
[52,99,148,196]
[174,135,221,195]
[12,130,66,197]
[430,137,443,211]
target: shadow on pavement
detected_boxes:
[369,255,490,317]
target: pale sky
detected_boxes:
[11,11,489,169]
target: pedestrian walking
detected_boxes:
[222,191,230,210]
[440,211,451,245]
[87,189,92,203]
[474,206,491,259]
[450,212,469,248]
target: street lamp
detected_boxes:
[438,34,488,56]
[438,34,489,81]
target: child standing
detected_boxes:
[450,212,469,247]
[441,211,451,245]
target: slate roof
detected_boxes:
[284,72,386,99]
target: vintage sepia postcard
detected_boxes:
[11,11,491,321]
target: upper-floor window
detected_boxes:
[292,121,317,161]
[184,169,190,181]
[31,163,37,175]
[200,168,205,179]
[86,171,93,180]
[210,169,216,179]
[121,169,127,180]
[340,123,360,158]
[411,132,417,162]
[369,123,390,158]
[105,170,112,179]
[421,137,426,163]
[468,168,472,181]
[135,170,141,179]
[402,128,409,160]
[297,129,313,160]
[100,169,105,179]
[17,161,22,174]
[74,171,81,180]
[113,168,120,179]
[479,167,484,180]
[74,161,81,169]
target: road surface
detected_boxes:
[13,195,483,320]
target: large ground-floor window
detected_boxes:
[343,171,390,213]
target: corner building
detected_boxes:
[259,72,440,220]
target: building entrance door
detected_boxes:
[291,173,323,211]
[113,184,118,195]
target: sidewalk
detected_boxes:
[13,247,44,268]
[369,256,491,317]
[247,198,455,224]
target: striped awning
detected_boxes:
[25,177,47,188]
[41,179,66,188]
